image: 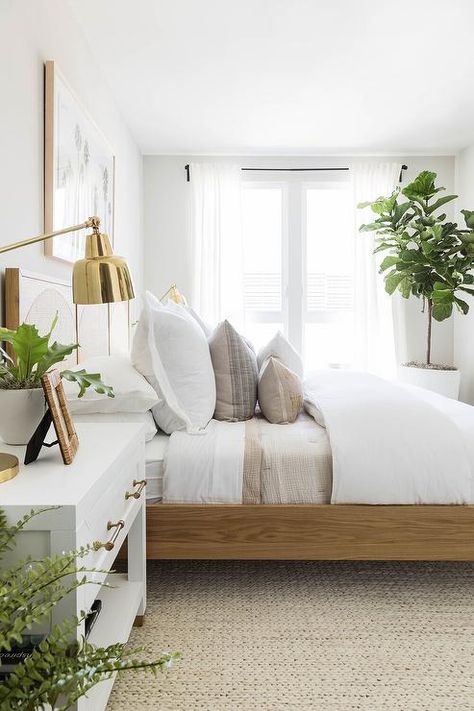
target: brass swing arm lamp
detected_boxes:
[0,216,134,305]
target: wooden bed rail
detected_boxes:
[146,503,474,561]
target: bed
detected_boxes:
[5,267,474,562]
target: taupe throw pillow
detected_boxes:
[258,356,303,424]
[209,320,258,421]
[209,321,258,422]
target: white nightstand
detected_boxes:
[0,422,147,710]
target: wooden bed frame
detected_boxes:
[6,268,474,562]
[146,503,474,561]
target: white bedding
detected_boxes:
[162,371,474,506]
[145,431,169,502]
[304,371,473,504]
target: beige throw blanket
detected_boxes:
[163,413,332,504]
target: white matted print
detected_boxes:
[44,60,115,262]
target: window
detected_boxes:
[242,176,354,368]
[242,185,284,350]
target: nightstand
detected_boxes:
[0,422,147,710]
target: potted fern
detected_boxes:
[0,507,179,708]
[359,170,474,398]
[0,315,113,444]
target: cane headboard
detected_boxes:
[4,268,130,364]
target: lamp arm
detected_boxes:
[0,216,100,255]
[159,283,177,303]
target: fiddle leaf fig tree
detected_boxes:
[358,170,474,366]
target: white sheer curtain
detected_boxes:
[190,162,244,329]
[351,162,402,377]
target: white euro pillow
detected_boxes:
[62,355,159,414]
[185,306,213,338]
[72,411,158,442]
[257,331,304,379]
[132,291,216,434]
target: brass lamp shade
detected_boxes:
[72,231,135,305]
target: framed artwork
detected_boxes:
[41,370,79,465]
[44,60,115,263]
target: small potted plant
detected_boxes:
[359,170,474,398]
[0,315,113,444]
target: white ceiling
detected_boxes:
[68,0,474,155]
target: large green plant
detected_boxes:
[0,314,113,397]
[359,170,474,365]
[0,508,180,709]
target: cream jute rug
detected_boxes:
[107,560,474,710]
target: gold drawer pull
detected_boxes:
[94,520,125,552]
[125,479,147,500]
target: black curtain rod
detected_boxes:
[185,164,408,183]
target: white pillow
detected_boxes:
[62,355,159,414]
[165,300,213,338]
[185,306,213,338]
[257,331,304,379]
[132,291,216,434]
[72,411,158,442]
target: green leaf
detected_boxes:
[432,302,453,321]
[35,342,78,380]
[461,209,474,229]
[454,296,470,315]
[10,323,50,381]
[402,171,442,201]
[379,255,399,272]
[373,241,397,253]
[385,271,405,295]
[359,222,385,232]
[0,327,16,344]
[425,194,458,215]
[400,248,421,263]
[392,202,413,224]
[61,370,115,399]
[398,277,412,299]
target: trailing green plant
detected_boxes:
[0,314,113,397]
[0,508,180,710]
[358,170,474,366]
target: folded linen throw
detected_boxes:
[163,413,331,504]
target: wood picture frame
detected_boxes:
[41,370,79,465]
[44,60,115,262]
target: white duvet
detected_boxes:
[304,371,474,504]
[163,370,474,505]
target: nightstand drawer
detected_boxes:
[78,470,145,549]
[77,477,146,610]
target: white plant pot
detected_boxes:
[0,388,46,445]
[397,365,461,400]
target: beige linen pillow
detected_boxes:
[209,320,258,421]
[258,356,303,424]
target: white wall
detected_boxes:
[454,145,474,403]
[144,154,455,364]
[0,0,143,320]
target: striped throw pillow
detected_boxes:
[209,321,258,421]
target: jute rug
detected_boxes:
[107,560,474,710]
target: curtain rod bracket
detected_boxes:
[399,164,408,183]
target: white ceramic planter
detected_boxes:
[0,388,46,445]
[397,365,461,400]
